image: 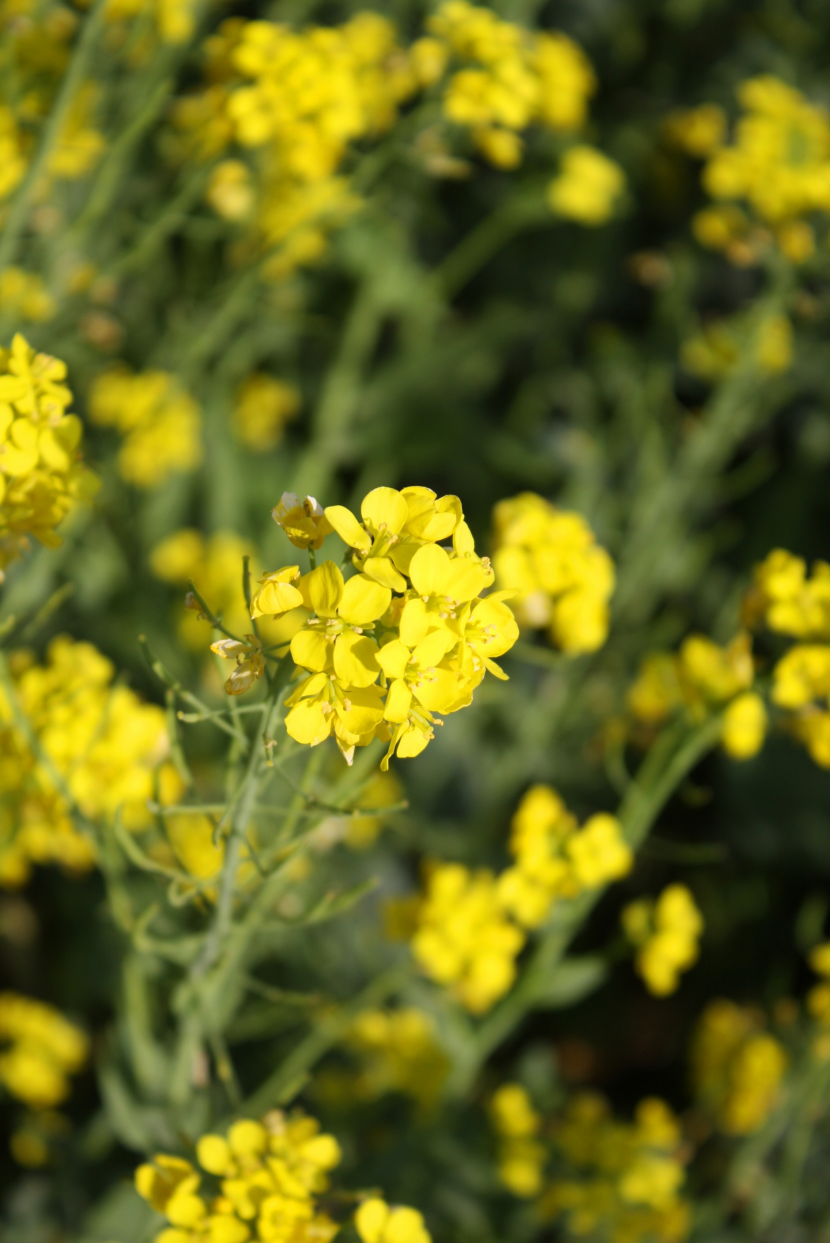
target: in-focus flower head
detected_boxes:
[247,485,518,767]
[135,1110,431,1243]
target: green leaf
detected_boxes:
[531,955,608,1009]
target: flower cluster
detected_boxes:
[0,636,179,886]
[691,999,787,1135]
[88,366,202,488]
[744,550,830,767]
[0,992,87,1109]
[174,12,414,276]
[135,1111,431,1243]
[622,885,704,996]
[0,334,98,579]
[172,3,621,279]
[344,1007,449,1110]
[410,863,525,1014]
[0,268,56,323]
[542,1094,690,1243]
[490,1083,546,1197]
[498,784,632,929]
[240,486,518,768]
[232,374,300,451]
[628,631,766,760]
[409,786,630,1013]
[491,493,615,654]
[0,0,104,205]
[669,78,830,265]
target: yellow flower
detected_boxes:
[232,374,299,449]
[411,863,525,1014]
[624,885,703,996]
[0,636,181,886]
[691,999,786,1134]
[565,814,632,888]
[346,1008,449,1109]
[0,335,97,579]
[89,366,202,488]
[490,1083,546,1197]
[492,493,614,653]
[0,993,87,1108]
[271,492,332,550]
[355,1200,431,1243]
[137,1112,345,1243]
[722,691,767,759]
[548,146,625,225]
[663,104,727,157]
[325,485,464,591]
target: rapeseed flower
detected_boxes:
[628,631,765,759]
[0,637,180,886]
[232,374,299,450]
[490,1083,546,1197]
[136,1111,430,1243]
[691,999,787,1134]
[89,366,202,488]
[0,993,87,1109]
[239,485,518,766]
[498,784,631,928]
[411,862,525,1013]
[344,1008,449,1109]
[0,335,97,579]
[623,885,703,996]
[676,76,830,262]
[547,146,626,225]
[543,1093,690,1241]
[492,492,614,652]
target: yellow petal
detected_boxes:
[227,1120,267,1157]
[355,1199,390,1243]
[376,639,410,680]
[453,520,475,555]
[413,629,456,667]
[338,574,391,625]
[386,1207,429,1243]
[207,1217,250,1243]
[336,685,385,735]
[167,1194,206,1227]
[399,598,431,647]
[334,631,381,687]
[442,556,489,603]
[251,580,303,618]
[305,561,344,617]
[408,543,451,596]
[396,725,431,759]
[290,628,333,672]
[363,555,407,592]
[384,678,413,722]
[286,700,333,746]
[325,504,371,552]
[197,1135,232,1175]
[361,486,409,534]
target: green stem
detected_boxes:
[0,0,106,270]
